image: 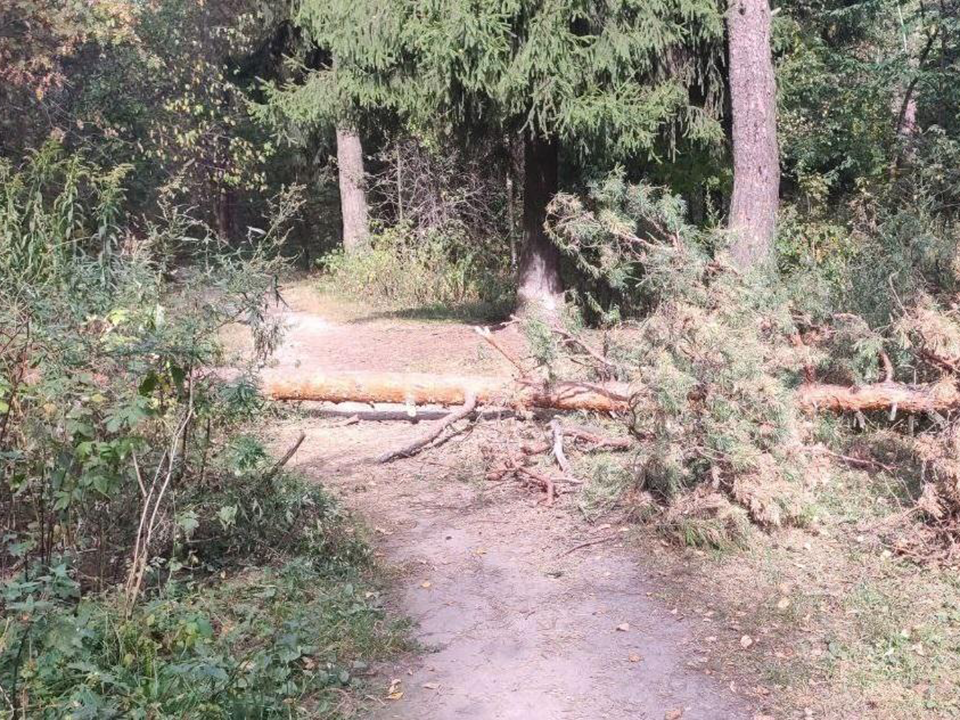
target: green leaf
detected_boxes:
[177,510,199,536]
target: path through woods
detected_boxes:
[263,284,758,720]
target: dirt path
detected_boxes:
[266,287,758,720]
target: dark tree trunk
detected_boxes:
[517,134,563,314]
[215,187,235,243]
[336,124,370,252]
[727,0,779,270]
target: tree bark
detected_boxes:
[796,380,960,415]
[265,371,629,413]
[336,124,370,252]
[726,0,780,270]
[265,370,960,417]
[517,134,563,315]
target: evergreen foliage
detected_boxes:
[548,175,810,536]
[273,0,725,157]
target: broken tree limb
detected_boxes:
[263,431,306,483]
[550,418,571,473]
[377,393,477,463]
[265,371,629,413]
[473,326,528,376]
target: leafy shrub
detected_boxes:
[1,557,403,718]
[0,142,131,283]
[0,222,287,590]
[172,436,370,575]
[319,222,512,316]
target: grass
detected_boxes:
[621,457,960,719]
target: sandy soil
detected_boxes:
[265,284,761,720]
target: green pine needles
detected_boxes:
[548,172,811,540]
[268,0,725,157]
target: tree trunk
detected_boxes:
[506,170,516,268]
[265,370,629,413]
[266,369,960,417]
[726,0,780,270]
[336,124,370,252]
[517,134,563,315]
[796,380,960,415]
[215,187,235,243]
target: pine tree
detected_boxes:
[727,0,779,270]
[275,0,725,311]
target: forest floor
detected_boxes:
[252,279,960,720]
[258,281,761,720]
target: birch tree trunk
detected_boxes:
[727,0,780,270]
[336,124,370,252]
[517,134,563,315]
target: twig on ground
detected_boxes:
[378,393,477,463]
[521,425,631,455]
[559,534,620,557]
[473,326,528,376]
[810,446,896,473]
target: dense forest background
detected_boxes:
[3,0,960,717]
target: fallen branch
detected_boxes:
[550,418,571,473]
[378,393,478,463]
[559,534,620,557]
[517,465,556,505]
[474,326,528,376]
[264,431,306,483]
[562,424,633,450]
[522,425,632,455]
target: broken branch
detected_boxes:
[550,418,571,473]
[473,326,528,376]
[263,431,306,483]
[378,393,477,463]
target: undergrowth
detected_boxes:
[0,147,406,718]
[1,475,406,719]
[319,222,513,318]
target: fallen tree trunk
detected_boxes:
[796,380,960,414]
[265,371,629,413]
[266,370,960,416]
